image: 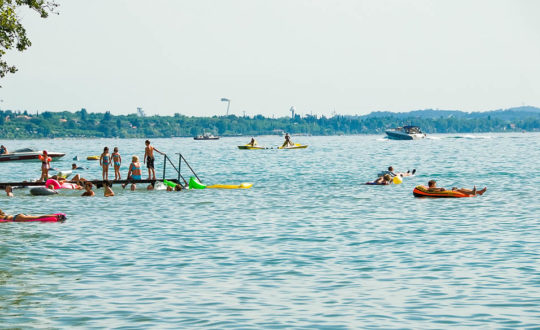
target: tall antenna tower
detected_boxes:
[137,107,146,117]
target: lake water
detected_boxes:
[1,133,539,328]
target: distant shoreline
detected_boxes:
[0,106,538,139]
[0,131,537,142]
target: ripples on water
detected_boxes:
[1,134,539,328]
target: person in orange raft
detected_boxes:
[427,180,487,196]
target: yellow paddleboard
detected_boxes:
[206,183,253,189]
[87,155,100,160]
[278,143,308,149]
[238,145,266,150]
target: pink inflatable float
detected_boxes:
[0,213,66,223]
[45,179,79,190]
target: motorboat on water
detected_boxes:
[0,148,65,162]
[193,132,220,140]
[385,126,426,140]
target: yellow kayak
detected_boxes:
[238,145,266,150]
[278,143,308,149]
[87,155,100,160]
[206,183,253,189]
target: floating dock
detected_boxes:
[0,153,201,190]
[0,179,183,189]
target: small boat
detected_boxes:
[0,148,65,163]
[278,143,308,149]
[385,126,426,140]
[87,155,100,160]
[194,133,220,140]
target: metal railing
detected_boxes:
[161,153,201,186]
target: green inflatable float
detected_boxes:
[188,177,206,189]
[163,179,178,189]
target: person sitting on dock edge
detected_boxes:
[123,156,142,190]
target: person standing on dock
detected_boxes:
[112,147,122,180]
[144,140,164,180]
[39,150,52,182]
[100,147,111,181]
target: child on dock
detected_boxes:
[144,140,164,180]
[100,147,111,181]
[112,147,122,180]
[39,150,52,182]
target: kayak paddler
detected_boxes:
[247,137,258,147]
[282,133,294,148]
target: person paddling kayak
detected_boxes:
[247,137,258,147]
[282,133,294,148]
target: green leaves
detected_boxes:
[0,0,58,80]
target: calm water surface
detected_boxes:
[1,134,539,328]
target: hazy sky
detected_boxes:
[2,0,540,117]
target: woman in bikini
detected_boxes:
[124,156,142,190]
[0,209,66,222]
[100,147,111,181]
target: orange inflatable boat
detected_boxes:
[413,185,471,198]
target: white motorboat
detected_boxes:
[0,148,65,162]
[193,133,220,140]
[385,126,426,140]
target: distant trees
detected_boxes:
[0,109,537,138]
